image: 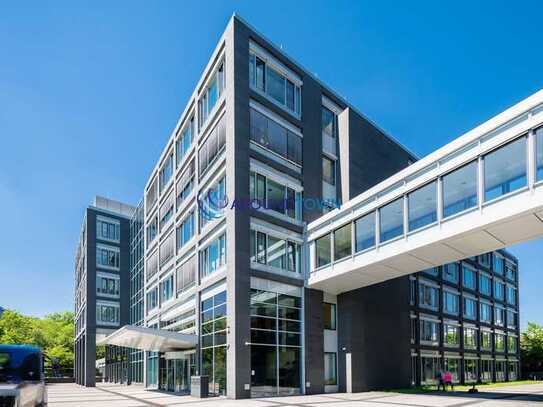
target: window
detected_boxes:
[479,273,492,296]
[159,193,174,230]
[96,301,120,325]
[146,287,158,313]
[200,176,226,229]
[322,106,337,138]
[419,282,439,310]
[249,171,302,221]
[463,296,477,320]
[464,359,478,383]
[199,61,225,128]
[249,108,302,164]
[536,127,543,181]
[505,262,516,281]
[507,309,517,329]
[479,253,491,267]
[176,160,195,208]
[480,302,492,324]
[96,275,120,297]
[410,279,416,305]
[480,330,492,350]
[146,251,158,281]
[324,353,337,386]
[508,336,517,353]
[494,306,505,327]
[201,291,227,395]
[199,114,226,175]
[322,156,336,185]
[481,359,493,382]
[408,181,437,231]
[323,303,336,330]
[249,52,301,116]
[494,279,505,301]
[463,327,477,349]
[380,198,404,243]
[146,217,158,246]
[250,230,301,274]
[484,137,527,202]
[442,161,478,218]
[493,254,504,275]
[334,223,352,261]
[315,234,331,268]
[97,217,120,242]
[420,319,440,345]
[495,333,505,352]
[96,245,120,269]
[160,274,174,303]
[355,212,375,252]
[146,178,158,214]
[443,323,460,347]
[508,361,518,381]
[421,356,441,384]
[495,360,506,381]
[176,255,196,294]
[462,265,476,290]
[176,117,194,166]
[250,289,301,396]
[444,358,460,383]
[506,285,517,306]
[424,267,440,277]
[443,291,459,315]
[159,153,174,191]
[177,212,195,250]
[159,232,175,266]
[443,263,459,284]
[200,233,226,279]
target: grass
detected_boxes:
[384,380,543,394]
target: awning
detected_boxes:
[96,325,197,352]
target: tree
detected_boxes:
[521,322,543,376]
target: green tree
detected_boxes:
[521,322,543,376]
[0,310,36,344]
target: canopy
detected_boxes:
[96,325,197,352]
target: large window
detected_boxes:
[334,223,352,261]
[176,117,194,166]
[199,61,225,128]
[421,356,441,384]
[322,156,336,186]
[96,274,120,297]
[324,353,337,386]
[177,212,195,251]
[250,289,302,397]
[97,217,120,242]
[484,137,527,201]
[380,198,404,242]
[355,212,376,252]
[444,358,460,383]
[495,360,506,381]
[315,234,331,268]
[96,301,120,325]
[443,290,459,315]
[200,233,226,278]
[507,309,518,329]
[495,333,505,352]
[536,127,543,181]
[249,108,302,164]
[480,302,492,324]
[464,359,478,383]
[480,330,492,350]
[159,232,175,266]
[96,245,120,269]
[323,302,336,330]
[322,106,337,139]
[420,319,440,345]
[493,254,504,275]
[506,285,517,306]
[481,359,493,382]
[495,306,505,327]
[443,322,460,347]
[408,181,437,231]
[159,193,174,230]
[442,161,478,218]
[249,52,301,116]
[505,261,517,281]
[146,217,158,246]
[160,274,174,303]
[176,160,195,208]
[463,327,477,349]
[462,265,476,290]
[419,282,439,310]
[201,291,227,395]
[250,230,301,274]
[199,114,226,176]
[146,287,158,313]
[443,263,459,284]
[250,171,302,221]
[479,273,492,296]
[159,153,174,191]
[494,279,505,301]
[508,335,517,353]
[176,256,196,294]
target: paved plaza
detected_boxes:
[46,382,543,407]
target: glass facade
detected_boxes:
[380,198,404,242]
[201,291,227,395]
[408,181,437,231]
[442,161,478,218]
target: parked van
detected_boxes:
[0,345,47,406]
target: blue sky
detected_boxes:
[0,1,542,328]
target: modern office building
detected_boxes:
[76,14,528,399]
[74,196,134,387]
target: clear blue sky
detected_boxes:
[0,1,541,329]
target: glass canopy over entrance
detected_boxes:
[308,88,543,294]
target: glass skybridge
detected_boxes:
[308,89,543,294]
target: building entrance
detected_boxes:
[159,351,196,393]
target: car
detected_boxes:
[0,345,47,407]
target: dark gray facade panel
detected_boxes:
[304,289,325,395]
